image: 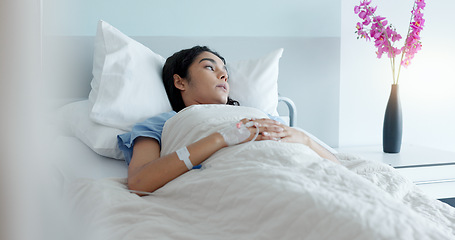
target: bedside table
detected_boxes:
[335,144,455,203]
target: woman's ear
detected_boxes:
[173,74,186,91]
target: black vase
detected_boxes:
[383,84,402,153]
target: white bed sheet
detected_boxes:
[60,105,455,240]
[51,135,127,184]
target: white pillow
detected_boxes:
[89,20,172,131]
[58,100,126,160]
[227,48,283,116]
[89,20,283,131]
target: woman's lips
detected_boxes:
[216,83,228,92]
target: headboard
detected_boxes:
[43,35,340,146]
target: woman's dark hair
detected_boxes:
[162,46,239,112]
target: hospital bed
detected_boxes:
[48,20,455,240]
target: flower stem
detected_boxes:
[390,56,395,84]
[396,1,417,85]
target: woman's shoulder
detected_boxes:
[146,111,177,122]
[133,111,177,130]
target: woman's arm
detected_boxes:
[287,129,340,164]
[128,132,227,195]
[128,119,267,195]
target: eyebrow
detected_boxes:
[199,58,216,64]
[199,58,228,72]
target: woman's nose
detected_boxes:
[219,72,228,82]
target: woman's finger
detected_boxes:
[240,118,251,124]
[254,118,282,126]
[262,129,287,139]
[257,124,286,136]
[240,118,288,142]
[244,118,280,126]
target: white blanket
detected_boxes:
[66,105,455,240]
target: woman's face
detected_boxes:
[178,51,229,107]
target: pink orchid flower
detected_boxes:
[353,0,426,83]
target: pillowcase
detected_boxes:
[58,100,126,160]
[227,48,283,116]
[89,20,283,131]
[89,20,172,131]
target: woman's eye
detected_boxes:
[205,66,214,71]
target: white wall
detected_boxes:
[43,0,340,37]
[340,0,455,152]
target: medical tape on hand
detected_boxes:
[176,147,193,170]
[218,121,259,146]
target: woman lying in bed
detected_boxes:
[118,46,339,195]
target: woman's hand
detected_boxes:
[240,118,308,144]
[240,118,339,163]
